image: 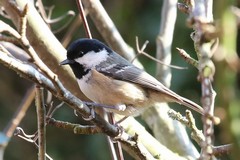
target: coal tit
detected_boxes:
[60,38,203,116]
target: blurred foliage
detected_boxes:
[0,0,239,159]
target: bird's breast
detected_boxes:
[76,69,150,115]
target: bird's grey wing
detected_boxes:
[96,52,180,98]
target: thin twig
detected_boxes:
[168,110,231,157]
[135,37,187,70]
[176,47,199,68]
[61,16,84,47]
[35,85,46,160]
[168,109,205,145]
[212,144,232,157]
[107,113,124,160]
[36,0,75,33]
[46,102,64,118]
[76,0,92,39]
[14,127,53,160]
[181,0,217,159]
[47,118,102,134]
[50,11,75,34]
[36,0,48,21]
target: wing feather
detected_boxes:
[96,52,181,99]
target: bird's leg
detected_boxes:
[115,116,129,124]
[81,107,95,121]
[83,101,121,110]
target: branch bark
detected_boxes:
[35,86,46,160]
[183,0,217,159]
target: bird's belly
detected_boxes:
[76,70,149,115]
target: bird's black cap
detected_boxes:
[66,38,113,60]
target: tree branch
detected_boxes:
[35,85,46,160]
[181,0,219,159]
[47,118,102,134]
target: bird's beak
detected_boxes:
[60,59,75,65]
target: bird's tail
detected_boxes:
[177,96,204,115]
[152,85,204,115]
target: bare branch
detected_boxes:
[181,0,218,159]
[35,85,46,160]
[155,0,177,86]
[36,0,48,21]
[47,118,102,134]
[61,15,84,47]
[117,116,188,160]
[168,109,205,145]
[176,47,199,68]
[14,127,53,160]
[107,113,124,160]
[212,144,233,157]
[135,37,187,70]
[76,0,92,39]
[0,42,30,61]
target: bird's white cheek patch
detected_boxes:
[75,49,109,68]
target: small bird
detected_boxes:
[60,38,203,116]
